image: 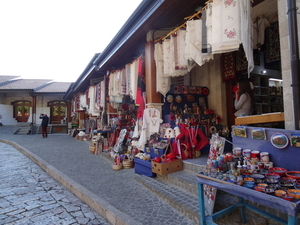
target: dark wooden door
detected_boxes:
[12,100,31,122]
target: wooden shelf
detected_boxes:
[235,112,284,126]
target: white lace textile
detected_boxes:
[212,0,240,54]
[154,42,171,96]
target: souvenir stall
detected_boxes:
[196,126,300,225]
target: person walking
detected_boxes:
[39,113,49,138]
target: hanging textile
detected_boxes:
[212,0,241,54]
[85,89,89,108]
[121,68,127,95]
[187,19,203,67]
[163,39,172,76]
[75,94,80,111]
[240,0,254,76]
[177,30,188,69]
[114,70,123,103]
[136,57,146,119]
[265,22,281,67]
[154,42,171,96]
[170,33,188,76]
[96,81,105,111]
[236,45,248,72]
[222,52,236,81]
[95,83,101,110]
[130,60,138,101]
[100,80,105,109]
[125,63,131,95]
[253,17,269,50]
[88,86,94,114]
[183,21,197,72]
[201,6,214,63]
[79,93,87,110]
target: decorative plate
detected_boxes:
[189,86,196,94]
[166,94,174,103]
[270,132,289,149]
[202,87,209,96]
[175,95,182,103]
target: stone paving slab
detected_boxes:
[0,141,110,225]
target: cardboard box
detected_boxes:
[151,159,183,175]
[134,158,156,177]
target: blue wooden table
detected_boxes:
[196,174,300,225]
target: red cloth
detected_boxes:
[136,57,146,119]
[175,124,209,159]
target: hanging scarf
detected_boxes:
[136,57,146,119]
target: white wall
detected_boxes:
[0,104,17,125]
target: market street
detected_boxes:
[0,126,271,225]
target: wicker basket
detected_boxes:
[195,151,201,158]
[123,159,133,169]
[112,163,123,170]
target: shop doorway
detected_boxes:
[11,100,32,122]
[48,100,67,124]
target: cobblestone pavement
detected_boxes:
[0,141,110,225]
[0,126,279,225]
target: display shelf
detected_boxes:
[252,74,270,115]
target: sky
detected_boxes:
[0,0,142,82]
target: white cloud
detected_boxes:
[0,0,142,82]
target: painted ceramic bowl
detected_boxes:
[281,177,297,183]
[268,183,281,190]
[244,177,255,182]
[280,180,295,188]
[244,181,255,186]
[287,189,300,199]
[243,183,255,189]
[281,194,294,201]
[251,174,265,179]
[254,185,265,192]
[275,190,286,197]
[268,167,287,177]
[254,178,266,184]
[265,173,280,179]
[264,186,275,195]
[265,178,279,184]
[286,171,300,180]
[279,187,290,192]
[257,183,268,187]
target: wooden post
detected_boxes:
[145,41,161,104]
